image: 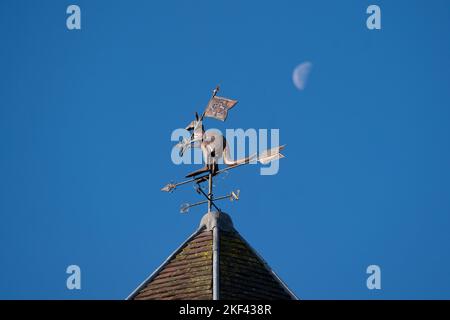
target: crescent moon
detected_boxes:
[292,62,312,91]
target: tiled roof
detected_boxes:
[132,230,213,300]
[127,212,297,300]
[219,230,293,300]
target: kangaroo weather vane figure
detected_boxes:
[161,86,285,214]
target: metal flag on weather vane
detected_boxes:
[204,96,237,121]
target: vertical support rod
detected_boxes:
[212,224,220,300]
[208,172,213,213]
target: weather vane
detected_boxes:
[161,86,285,214]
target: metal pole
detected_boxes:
[208,172,213,213]
[196,182,221,212]
[212,224,219,300]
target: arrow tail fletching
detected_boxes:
[258,145,286,164]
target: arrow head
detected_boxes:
[180,203,190,214]
[161,183,176,193]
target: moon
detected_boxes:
[292,61,312,91]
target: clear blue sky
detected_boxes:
[1,0,450,299]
